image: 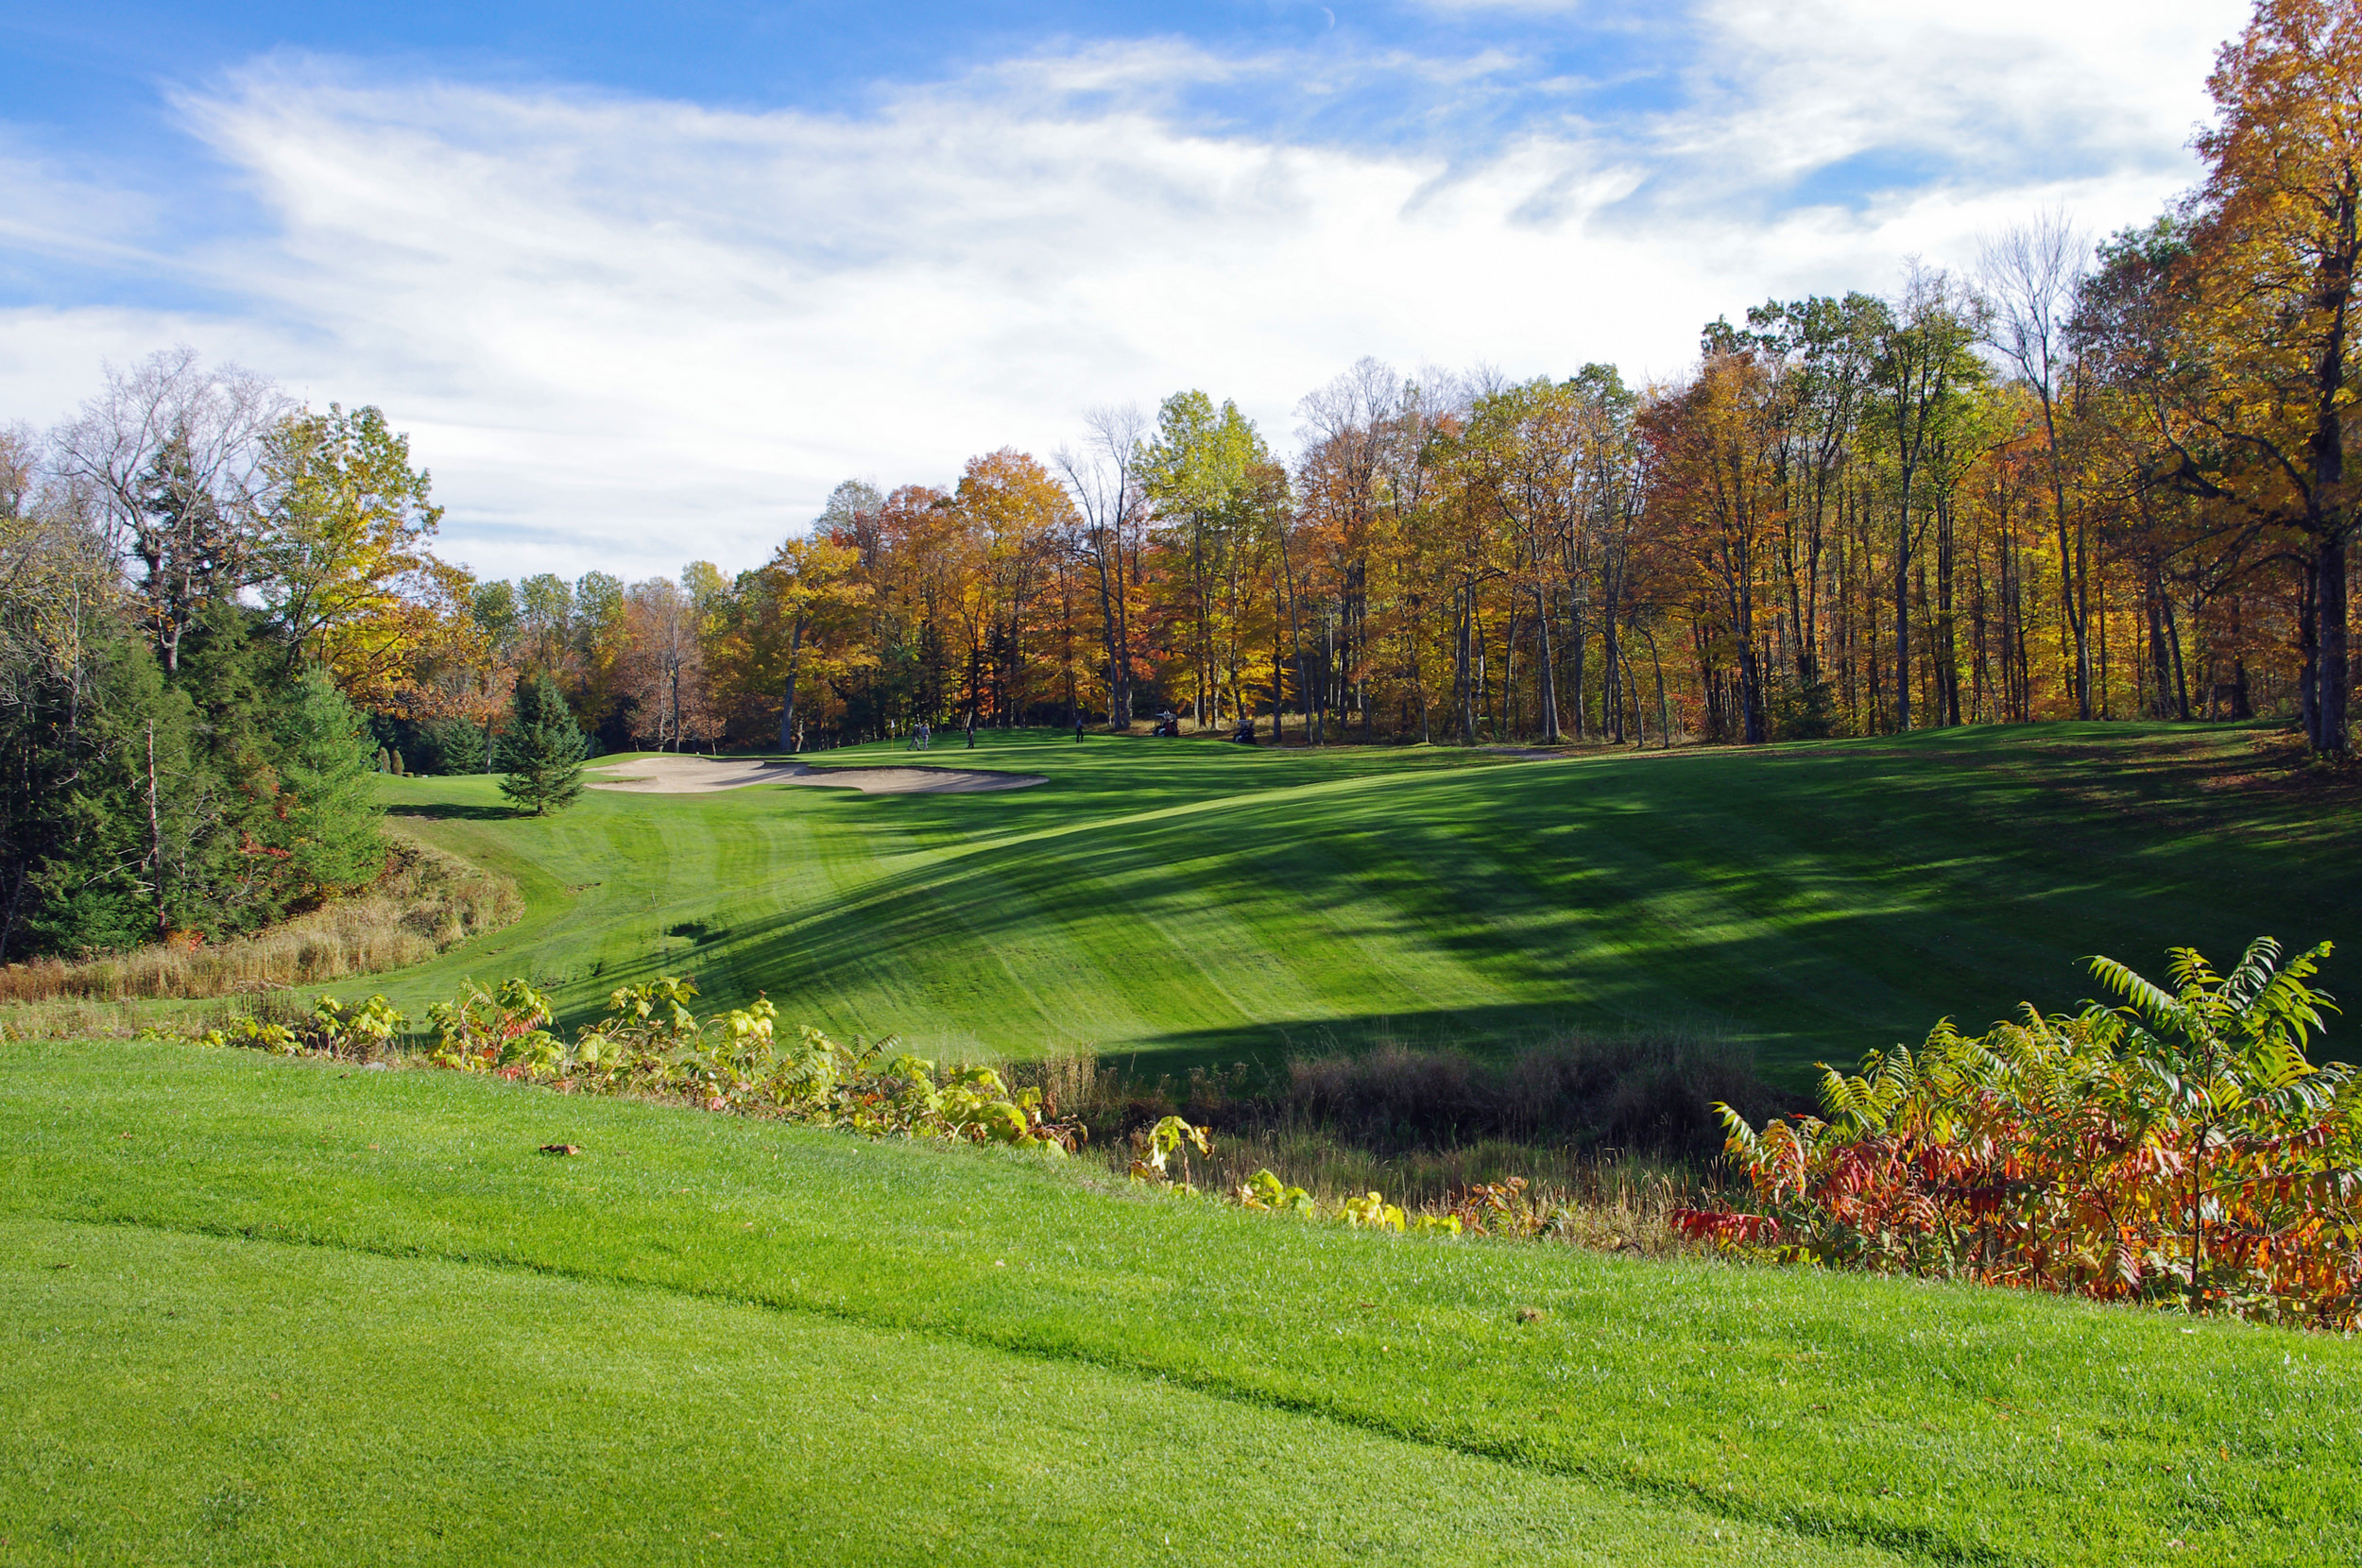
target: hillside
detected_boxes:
[375,723,2360,1086]
[5,1037,2353,1566]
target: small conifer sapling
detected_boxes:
[498,673,588,816]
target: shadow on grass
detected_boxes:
[393,801,522,823]
[423,721,2360,1095]
[1074,1004,1742,1081]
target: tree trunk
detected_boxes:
[1446,581,1464,746]
[1567,570,1588,741]
[1534,584,1561,742]
[1600,562,1624,744]
[1640,622,1673,749]
[1936,491,1960,727]
[778,615,806,753]
[2037,388,2092,719]
[145,720,165,937]
[2319,532,2350,754]
[1893,498,1912,733]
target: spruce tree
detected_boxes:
[274,666,385,898]
[418,715,483,775]
[498,673,588,816]
[0,609,193,958]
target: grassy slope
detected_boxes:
[9,1229,1879,1568]
[376,724,2359,1085]
[2,1039,2353,1566]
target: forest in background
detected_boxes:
[4,0,2358,963]
[419,3,2359,763]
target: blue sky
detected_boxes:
[0,1,2247,579]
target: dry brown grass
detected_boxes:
[1003,1042,1730,1257]
[1039,1029,1773,1163]
[0,827,519,1010]
[1171,1124,1707,1254]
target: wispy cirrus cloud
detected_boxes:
[0,2,2245,580]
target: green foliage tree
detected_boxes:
[257,402,442,698]
[1142,391,1270,731]
[498,672,588,816]
[146,602,385,931]
[1,515,394,962]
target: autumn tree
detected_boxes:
[619,576,710,751]
[1745,294,1882,716]
[1144,394,1267,730]
[1982,215,2098,717]
[1447,375,1584,741]
[762,534,868,750]
[1645,352,1784,742]
[1055,406,1152,729]
[1296,360,1403,741]
[518,572,574,676]
[570,570,627,740]
[257,403,445,704]
[1869,268,1988,732]
[955,450,1074,726]
[2144,0,2362,754]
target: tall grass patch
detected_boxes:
[999,1030,1767,1247]
[0,825,518,1010]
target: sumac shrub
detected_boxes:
[1674,938,2362,1329]
[426,974,1082,1151]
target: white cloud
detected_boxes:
[1671,0,2234,186]
[0,4,2250,581]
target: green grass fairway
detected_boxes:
[7,1039,2356,1565]
[371,724,2359,1085]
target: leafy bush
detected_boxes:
[1766,675,1843,741]
[134,974,1707,1257]
[139,992,408,1058]
[1125,1114,1209,1188]
[1121,1117,1625,1241]
[423,975,1081,1150]
[1673,938,2361,1329]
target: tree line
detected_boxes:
[444,2,2359,761]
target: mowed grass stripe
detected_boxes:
[367,724,2362,1080]
[4,1218,1908,1568]
[6,1040,2352,1566]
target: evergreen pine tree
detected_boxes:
[1,611,196,958]
[273,666,386,898]
[498,673,588,816]
[418,715,482,775]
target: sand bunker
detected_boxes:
[786,765,1047,795]
[586,755,1045,796]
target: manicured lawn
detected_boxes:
[8,1223,1895,1568]
[374,723,2359,1085]
[3,1039,2353,1566]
